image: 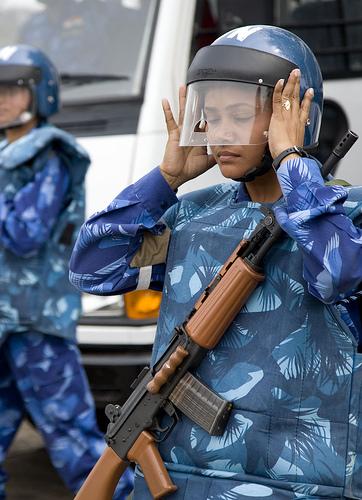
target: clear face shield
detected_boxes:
[179,81,273,147]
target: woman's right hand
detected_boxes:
[160,85,215,190]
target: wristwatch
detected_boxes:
[272,145,310,170]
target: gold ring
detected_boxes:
[282,99,291,111]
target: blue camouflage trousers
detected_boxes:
[0,331,133,499]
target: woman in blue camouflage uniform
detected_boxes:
[70,27,362,499]
[0,45,133,499]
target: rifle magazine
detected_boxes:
[169,371,232,435]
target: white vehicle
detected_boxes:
[1,0,361,417]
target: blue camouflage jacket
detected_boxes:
[70,159,362,499]
[0,124,89,343]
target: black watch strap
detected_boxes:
[272,146,309,170]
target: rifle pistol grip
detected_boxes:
[127,430,177,499]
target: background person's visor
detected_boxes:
[179,81,273,146]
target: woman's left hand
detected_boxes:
[268,68,314,159]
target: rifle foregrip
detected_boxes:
[128,431,177,499]
[147,346,189,394]
[74,447,128,500]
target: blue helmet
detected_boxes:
[211,25,323,148]
[0,44,60,120]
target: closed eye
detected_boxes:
[233,113,255,122]
[204,114,220,123]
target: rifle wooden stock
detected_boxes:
[74,447,127,500]
[75,431,176,500]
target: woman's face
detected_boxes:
[211,142,267,179]
[0,85,31,126]
[204,85,271,179]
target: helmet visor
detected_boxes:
[180,81,273,146]
[0,65,41,85]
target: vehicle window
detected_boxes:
[0,0,158,104]
[276,0,362,78]
[192,0,362,79]
[192,0,273,55]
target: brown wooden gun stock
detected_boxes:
[75,431,177,500]
[74,447,127,500]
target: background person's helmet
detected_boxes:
[0,44,60,126]
[181,25,323,149]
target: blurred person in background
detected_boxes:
[0,44,133,499]
[19,0,126,75]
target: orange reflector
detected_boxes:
[124,290,162,320]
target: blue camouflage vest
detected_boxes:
[134,183,362,499]
[0,124,89,343]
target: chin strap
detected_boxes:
[232,142,320,183]
[232,150,273,183]
[0,111,35,131]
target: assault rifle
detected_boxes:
[75,130,358,500]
